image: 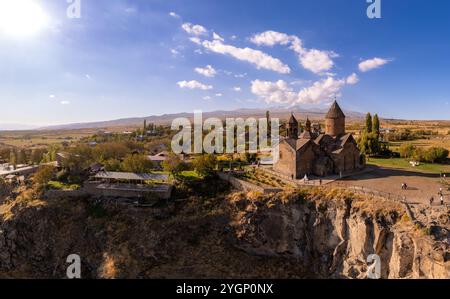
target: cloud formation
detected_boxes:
[358,58,390,72]
[251,74,357,105]
[250,30,336,74]
[195,65,217,77]
[181,23,208,36]
[346,73,359,85]
[177,80,213,90]
[201,40,291,74]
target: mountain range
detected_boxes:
[1,106,367,131]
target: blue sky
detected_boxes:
[0,0,449,126]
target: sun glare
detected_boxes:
[0,0,49,38]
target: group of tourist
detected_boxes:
[429,188,446,207]
[402,182,446,207]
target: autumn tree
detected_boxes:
[162,153,187,177]
[399,143,416,158]
[33,165,56,189]
[9,150,17,169]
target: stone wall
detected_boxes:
[325,117,345,136]
[45,182,173,200]
[273,143,296,179]
[218,172,282,194]
[44,190,88,200]
[296,144,317,178]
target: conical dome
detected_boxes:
[305,117,311,131]
[326,101,345,119]
[288,113,298,126]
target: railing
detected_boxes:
[331,181,407,203]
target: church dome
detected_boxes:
[326,101,346,119]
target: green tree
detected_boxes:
[365,113,373,133]
[358,132,380,157]
[121,154,154,173]
[424,147,449,163]
[372,114,380,137]
[192,154,217,177]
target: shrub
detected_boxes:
[424,147,449,163]
[192,154,217,178]
[33,165,56,188]
[399,143,416,158]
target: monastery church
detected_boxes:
[273,101,365,179]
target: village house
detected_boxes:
[273,101,365,179]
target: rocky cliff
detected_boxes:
[0,187,448,279]
[228,189,449,278]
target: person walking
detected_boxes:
[440,195,444,206]
[429,196,434,206]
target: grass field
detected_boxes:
[367,157,450,174]
[389,138,450,152]
[0,129,96,148]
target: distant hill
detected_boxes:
[0,123,40,131]
[37,107,366,131]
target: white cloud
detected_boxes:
[201,40,291,74]
[60,100,70,105]
[297,77,347,104]
[213,32,224,42]
[177,80,213,90]
[251,80,297,104]
[233,87,241,92]
[230,35,237,40]
[346,73,359,85]
[195,65,217,77]
[215,93,223,97]
[251,75,357,105]
[250,30,336,74]
[358,58,390,72]
[189,37,202,45]
[299,49,336,74]
[49,94,56,98]
[169,12,180,19]
[170,49,180,56]
[182,23,208,36]
[85,74,92,80]
[203,96,212,100]
[250,31,291,46]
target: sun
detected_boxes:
[0,0,49,38]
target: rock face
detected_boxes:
[0,189,448,279]
[228,191,449,279]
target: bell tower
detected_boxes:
[287,113,299,139]
[325,100,346,137]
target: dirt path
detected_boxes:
[332,166,449,206]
